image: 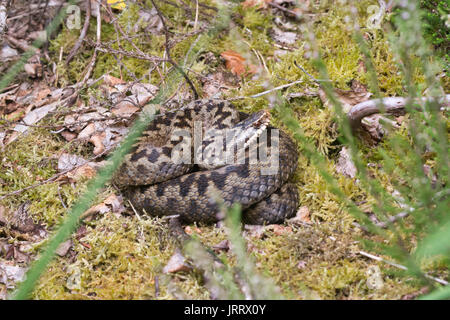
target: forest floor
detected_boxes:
[0,0,448,299]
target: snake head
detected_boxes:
[233,109,271,149]
[198,109,271,170]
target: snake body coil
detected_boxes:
[114,99,299,224]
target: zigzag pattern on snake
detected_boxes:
[114,99,299,224]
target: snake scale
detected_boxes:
[114,99,299,224]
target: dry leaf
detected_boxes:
[89,132,106,155]
[82,194,125,220]
[272,26,298,45]
[297,206,311,223]
[13,101,59,134]
[244,224,266,239]
[0,262,27,288]
[287,206,312,225]
[111,102,140,118]
[58,153,87,172]
[77,123,97,140]
[221,50,257,76]
[163,251,192,274]
[66,164,97,181]
[335,147,357,178]
[23,63,42,78]
[56,240,72,257]
[103,74,126,86]
[60,130,77,142]
[268,224,292,235]
[57,154,101,181]
[213,240,230,252]
[242,0,271,9]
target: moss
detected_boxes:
[2,0,437,300]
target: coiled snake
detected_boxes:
[114,99,299,224]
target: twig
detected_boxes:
[268,2,300,18]
[149,0,199,99]
[80,0,101,85]
[352,211,410,232]
[57,185,67,209]
[293,60,333,84]
[193,0,199,30]
[359,251,449,286]
[66,0,91,65]
[88,40,167,62]
[348,94,450,129]
[0,0,9,38]
[243,40,270,76]
[229,79,304,100]
[0,143,115,201]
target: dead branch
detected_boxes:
[80,0,101,85]
[149,0,199,99]
[66,0,91,65]
[0,0,9,38]
[0,142,115,201]
[268,2,300,19]
[359,250,448,286]
[348,94,450,129]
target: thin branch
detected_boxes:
[348,94,450,129]
[294,61,331,84]
[0,143,115,201]
[359,251,449,286]
[80,0,101,85]
[268,2,300,18]
[0,0,9,38]
[229,79,305,100]
[150,0,199,99]
[66,0,91,65]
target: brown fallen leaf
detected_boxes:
[5,108,25,121]
[103,74,126,86]
[268,224,292,235]
[23,63,42,78]
[56,153,99,182]
[163,251,192,274]
[82,194,125,220]
[66,163,97,181]
[57,153,87,172]
[0,202,46,238]
[244,224,266,239]
[111,103,140,118]
[60,130,77,142]
[0,262,27,289]
[89,132,106,155]
[56,240,73,257]
[287,206,312,225]
[221,50,258,76]
[212,240,230,252]
[242,0,271,9]
[297,206,311,223]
